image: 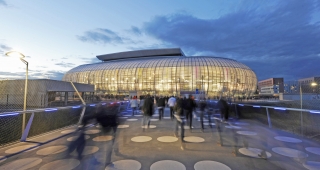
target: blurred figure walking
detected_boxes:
[217,98,229,122]
[185,94,197,130]
[157,95,166,120]
[168,96,176,120]
[174,94,186,150]
[198,97,207,132]
[130,96,138,116]
[142,94,154,130]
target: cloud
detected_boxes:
[129,26,142,35]
[0,44,11,55]
[80,57,101,64]
[78,28,124,44]
[141,0,320,80]
[0,0,7,6]
[55,62,76,68]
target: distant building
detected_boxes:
[283,76,320,100]
[0,79,94,112]
[258,78,284,97]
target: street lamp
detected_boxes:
[5,51,28,132]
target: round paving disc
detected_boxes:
[178,126,193,129]
[118,125,129,128]
[303,161,320,170]
[131,136,152,142]
[274,136,302,143]
[127,119,138,121]
[234,122,249,125]
[39,159,80,170]
[36,145,68,155]
[67,135,90,141]
[85,129,101,134]
[157,136,178,143]
[272,147,308,158]
[197,119,209,122]
[203,122,215,126]
[134,115,143,117]
[150,119,159,121]
[71,146,99,156]
[184,136,205,143]
[61,129,76,134]
[0,158,42,170]
[93,135,113,142]
[0,156,7,164]
[105,159,141,170]
[194,160,231,170]
[225,126,242,129]
[239,147,272,158]
[119,116,128,119]
[236,131,257,136]
[141,125,156,129]
[150,160,186,170]
[305,147,320,156]
[163,117,171,119]
[5,144,39,154]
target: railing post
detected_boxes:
[301,111,303,135]
[266,108,272,128]
[234,104,239,119]
[77,106,86,125]
[21,112,34,142]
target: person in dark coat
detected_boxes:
[185,94,197,130]
[157,95,166,120]
[198,97,207,132]
[217,98,229,122]
[174,94,186,150]
[142,94,154,129]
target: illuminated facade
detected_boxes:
[63,48,257,97]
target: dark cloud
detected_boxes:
[129,26,142,35]
[0,44,11,55]
[142,0,320,81]
[0,0,7,6]
[78,28,123,44]
[55,62,76,68]
[80,57,101,64]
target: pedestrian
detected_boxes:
[174,94,186,150]
[217,98,229,122]
[185,94,197,130]
[157,95,166,120]
[198,97,207,132]
[130,96,138,116]
[142,94,154,130]
[168,96,177,120]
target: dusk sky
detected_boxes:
[1,0,320,81]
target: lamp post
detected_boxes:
[5,51,28,133]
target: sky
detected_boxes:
[1,0,320,81]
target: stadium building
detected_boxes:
[63,48,257,97]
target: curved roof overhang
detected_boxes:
[96,48,185,61]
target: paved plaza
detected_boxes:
[0,107,320,170]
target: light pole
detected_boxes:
[5,51,28,133]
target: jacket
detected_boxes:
[143,97,154,116]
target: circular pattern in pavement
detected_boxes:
[178,126,193,129]
[127,118,138,121]
[39,159,80,170]
[36,145,68,155]
[184,136,205,143]
[225,125,242,129]
[274,136,302,143]
[234,122,249,125]
[236,131,257,136]
[118,125,129,128]
[164,117,171,119]
[85,129,101,134]
[0,156,7,164]
[151,160,186,170]
[203,122,215,126]
[194,160,231,170]
[134,115,143,117]
[303,161,320,170]
[93,135,113,142]
[131,136,152,142]
[5,144,39,154]
[239,147,272,158]
[105,159,141,170]
[198,119,209,122]
[150,119,159,121]
[0,158,42,170]
[67,135,90,141]
[141,125,156,129]
[157,136,178,143]
[71,146,99,156]
[119,116,128,119]
[61,129,76,134]
[305,147,320,156]
[272,147,308,158]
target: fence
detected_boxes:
[0,101,129,147]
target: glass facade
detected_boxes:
[63,56,257,98]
